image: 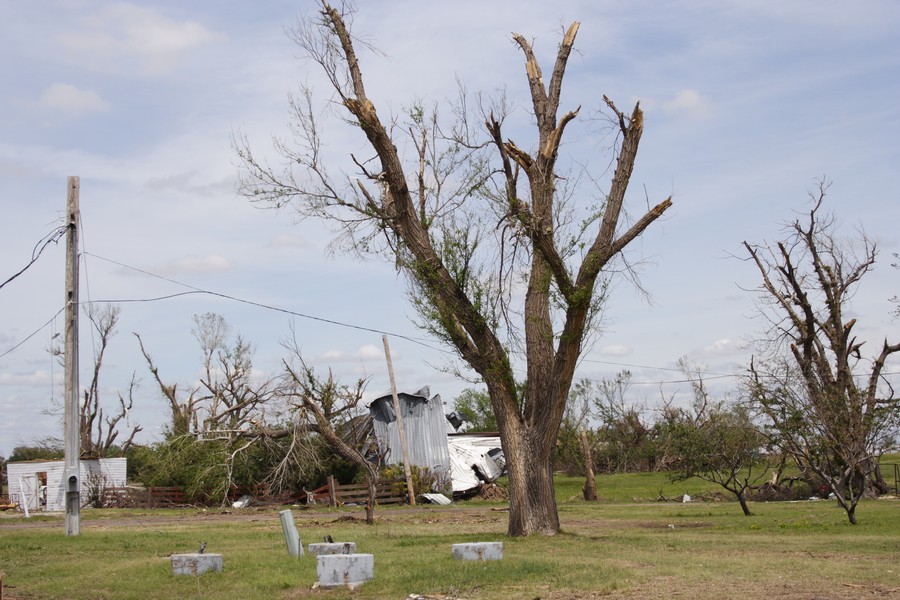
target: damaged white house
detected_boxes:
[368,386,505,495]
[6,457,127,512]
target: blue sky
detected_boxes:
[2,0,899,456]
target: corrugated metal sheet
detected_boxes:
[447,434,504,493]
[7,458,127,512]
[369,386,451,485]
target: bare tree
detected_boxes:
[136,314,276,439]
[135,332,199,437]
[592,371,656,473]
[236,1,671,536]
[743,182,900,524]
[558,379,601,500]
[80,304,141,457]
[193,313,277,438]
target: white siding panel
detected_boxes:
[6,458,127,512]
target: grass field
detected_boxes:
[1,470,898,599]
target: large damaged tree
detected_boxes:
[744,182,899,524]
[134,314,284,503]
[237,2,671,535]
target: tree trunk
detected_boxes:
[581,428,597,501]
[364,470,376,525]
[868,460,890,495]
[503,425,560,536]
[831,480,859,525]
[737,492,752,516]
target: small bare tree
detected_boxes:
[743,182,900,524]
[80,304,141,457]
[592,371,656,473]
[558,379,600,500]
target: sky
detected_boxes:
[2,0,899,457]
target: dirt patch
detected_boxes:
[603,576,900,599]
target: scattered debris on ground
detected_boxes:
[477,483,508,502]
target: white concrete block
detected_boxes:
[171,553,223,576]
[452,542,503,561]
[279,509,303,557]
[308,542,357,556]
[316,553,374,588]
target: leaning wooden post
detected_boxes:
[328,475,338,507]
[381,336,416,506]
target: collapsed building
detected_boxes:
[368,386,505,496]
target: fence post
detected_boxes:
[328,475,338,507]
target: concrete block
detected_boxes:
[171,553,223,576]
[315,553,374,589]
[279,509,303,557]
[452,542,503,561]
[308,541,357,556]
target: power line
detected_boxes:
[0,306,67,360]
[77,252,900,384]
[0,226,67,292]
[580,357,739,378]
[81,252,448,354]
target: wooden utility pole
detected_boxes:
[381,336,416,506]
[63,176,81,536]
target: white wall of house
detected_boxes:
[7,458,127,512]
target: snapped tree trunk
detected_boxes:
[581,428,598,501]
[363,468,377,525]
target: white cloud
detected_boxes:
[700,338,739,356]
[38,83,109,114]
[357,344,383,359]
[57,2,222,76]
[663,89,712,118]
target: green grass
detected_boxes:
[556,470,732,503]
[1,470,898,599]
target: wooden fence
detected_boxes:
[104,486,188,507]
[102,484,274,508]
[306,476,407,507]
